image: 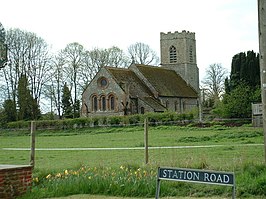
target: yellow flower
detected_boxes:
[46,174,52,179]
[64,170,69,175]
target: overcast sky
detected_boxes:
[0,0,259,80]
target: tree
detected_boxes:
[59,42,85,118]
[107,46,130,67]
[2,99,16,122]
[201,63,228,107]
[17,75,40,120]
[43,55,65,119]
[1,28,51,114]
[127,42,159,65]
[214,83,260,118]
[213,50,261,119]
[229,50,260,91]
[0,22,7,68]
[61,83,73,118]
[80,46,130,91]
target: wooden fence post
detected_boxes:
[30,121,36,168]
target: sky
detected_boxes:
[0,0,259,81]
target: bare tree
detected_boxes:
[0,22,7,68]
[80,46,130,91]
[107,46,130,67]
[59,42,85,118]
[127,42,159,65]
[42,55,65,118]
[0,28,51,111]
[201,63,228,106]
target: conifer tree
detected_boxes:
[2,99,17,122]
[62,83,73,118]
[17,75,40,120]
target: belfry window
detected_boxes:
[189,45,193,62]
[169,46,177,63]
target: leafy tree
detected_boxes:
[213,50,261,119]
[62,83,73,118]
[213,83,261,118]
[128,42,159,65]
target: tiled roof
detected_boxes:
[105,67,153,98]
[135,64,198,98]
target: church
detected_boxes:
[81,30,199,117]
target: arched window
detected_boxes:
[169,46,177,63]
[101,96,106,111]
[110,95,115,111]
[92,95,98,112]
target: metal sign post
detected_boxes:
[155,167,235,199]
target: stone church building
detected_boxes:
[81,30,199,117]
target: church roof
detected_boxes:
[105,67,154,98]
[105,64,198,100]
[134,64,198,98]
[141,96,166,112]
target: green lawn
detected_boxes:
[1,124,265,199]
[0,125,264,170]
[48,194,266,199]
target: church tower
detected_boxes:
[160,30,199,92]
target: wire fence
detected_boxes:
[1,118,263,170]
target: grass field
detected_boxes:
[48,194,266,199]
[0,124,265,198]
[0,125,264,170]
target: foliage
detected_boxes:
[2,99,16,122]
[17,75,41,120]
[213,50,261,118]
[213,83,260,118]
[4,111,195,130]
[20,163,266,199]
[229,50,260,91]
[62,83,73,118]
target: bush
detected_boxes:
[5,112,197,130]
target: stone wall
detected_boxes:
[0,165,32,199]
[160,30,199,92]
